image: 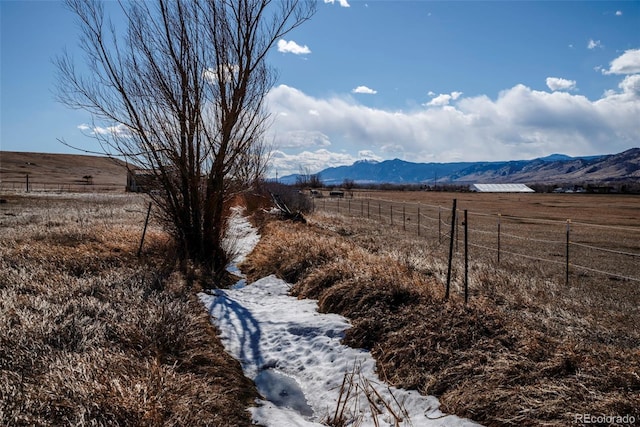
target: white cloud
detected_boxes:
[269,149,357,176]
[277,39,311,55]
[425,91,462,107]
[78,123,132,138]
[603,49,640,75]
[273,130,331,149]
[352,85,377,95]
[204,65,239,83]
[587,39,602,49]
[546,77,577,91]
[601,74,640,101]
[358,150,383,161]
[265,82,639,174]
[324,0,350,7]
[616,10,623,16]
[619,74,640,97]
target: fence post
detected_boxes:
[138,202,152,257]
[390,205,393,225]
[438,206,442,244]
[445,199,457,301]
[403,204,406,232]
[361,199,364,217]
[566,219,571,286]
[464,209,469,305]
[497,213,501,264]
[367,200,370,218]
[455,210,460,253]
[26,174,30,193]
[417,205,421,237]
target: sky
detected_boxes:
[1,1,640,177]
[199,208,480,426]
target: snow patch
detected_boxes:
[199,210,481,426]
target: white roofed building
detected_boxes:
[470,183,534,193]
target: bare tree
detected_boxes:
[295,166,323,188]
[56,0,315,281]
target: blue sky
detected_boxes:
[2,1,640,176]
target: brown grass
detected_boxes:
[0,151,128,192]
[242,211,640,427]
[0,193,257,426]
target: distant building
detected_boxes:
[126,169,158,192]
[470,183,534,193]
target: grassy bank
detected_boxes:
[0,193,257,426]
[242,213,640,426]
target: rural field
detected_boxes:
[0,151,128,193]
[282,189,639,425]
[315,190,640,288]
[1,154,639,426]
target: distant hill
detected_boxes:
[0,151,129,191]
[3,148,639,192]
[279,148,640,186]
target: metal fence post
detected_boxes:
[445,199,457,301]
[438,206,442,244]
[464,209,469,305]
[566,219,571,286]
[497,213,501,264]
[403,204,406,231]
[138,202,152,257]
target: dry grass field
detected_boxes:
[243,190,640,426]
[0,192,257,426]
[0,151,128,192]
[1,148,637,426]
[316,191,640,293]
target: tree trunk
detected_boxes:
[203,171,228,282]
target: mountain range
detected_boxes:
[280,148,640,186]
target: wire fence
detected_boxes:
[313,195,640,294]
[0,180,124,193]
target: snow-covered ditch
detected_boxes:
[199,209,480,427]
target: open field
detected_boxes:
[0,192,257,426]
[347,190,640,226]
[314,190,640,353]
[243,202,640,426]
[2,150,638,425]
[0,151,128,192]
[315,191,640,290]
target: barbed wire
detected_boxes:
[318,196,640,285]
[571,221,640,233]
[570,241,640,258]
[499,231,565,245]
[570,263,640,283]
[326,196,640,232]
